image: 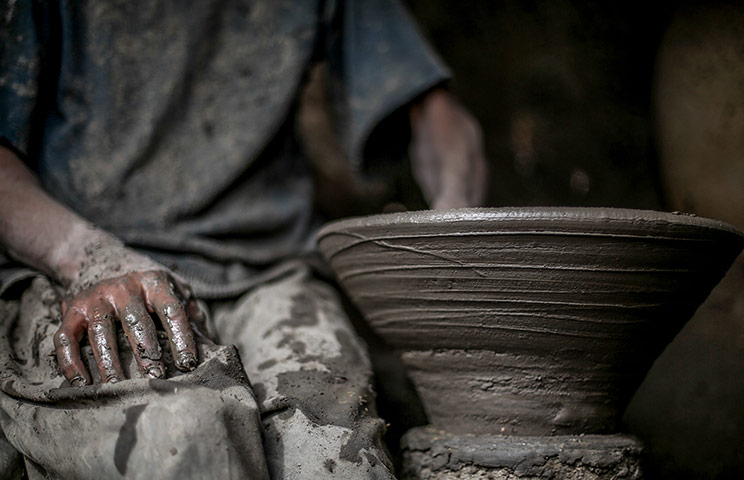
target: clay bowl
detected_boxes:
[317,208,744,436]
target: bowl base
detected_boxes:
[403,348,635,436]
[401,426,643,479]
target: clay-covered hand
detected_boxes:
[409,88,488,209]
[54,233,200,386]
[0,148,201,385]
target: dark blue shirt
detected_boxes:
[0,0,449,298]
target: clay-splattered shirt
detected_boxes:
[0,0,448,298]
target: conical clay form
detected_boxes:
[317,208,744,435]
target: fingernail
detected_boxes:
[106,375,121,384]
[70,376,87,387]
[177,352,197,371]
[145,365,164,379]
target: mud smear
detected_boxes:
[262,292,320,339]
[257,358,277,371]
[114,403,147,475]
[324,458,337,473]
[273,339,367,429]
[271,326,387,466]
[317,207,744,435]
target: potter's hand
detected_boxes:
[410,88,488,209]
[0,148,201,385]
[55,236,201,385]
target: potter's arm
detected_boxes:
[409,88,488,209]
[0,146,199,385]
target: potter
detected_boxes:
[0,0,486,478]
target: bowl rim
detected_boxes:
[316,207,744,241]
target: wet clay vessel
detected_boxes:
[317,208,744,435]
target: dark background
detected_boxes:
[401,1,744,478]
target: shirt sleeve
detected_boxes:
[0,1,52,160]
[325,0,451,165]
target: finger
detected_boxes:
[186,298,205,325]
[171,280,204,329]
[171,279,211,340]
[119,296,165,379]
[144,274,197,372]
[54,309,91,387]
[170,276,193,302]
[186,298,216,344]
[88,303,125,383]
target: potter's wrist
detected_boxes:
[66,237,165,296]
[48,224,120,288]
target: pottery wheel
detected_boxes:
[401,426,643,480]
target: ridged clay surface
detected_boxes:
[317,208,744,435]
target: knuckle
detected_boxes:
[162,301,186,319]
[137,271,158,289]
[123,312,141,327]
[142,270,173,293]
[54,330,71,347]
[149,270,169,283]
[65,296,87,313]
[89,321,108,336]
[156,270,170,280]
[112,276,134,294]
[140,270,157,281]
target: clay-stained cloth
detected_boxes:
[0,266,395,479]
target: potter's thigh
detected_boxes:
[0,277,269,480]
[213,267,395,480]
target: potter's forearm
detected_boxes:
[409,88,488,209]
[0,146,110,286]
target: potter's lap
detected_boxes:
[0,277,269,479]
